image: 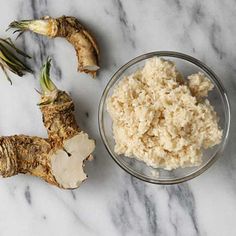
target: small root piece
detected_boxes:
[9,16,100,77]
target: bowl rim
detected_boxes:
[98,51,231,184]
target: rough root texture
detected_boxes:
[0,88,95,189]
[46,16,99,77]
[10,16,100,77]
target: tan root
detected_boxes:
[0,59,95,189]
[9,16,100,77]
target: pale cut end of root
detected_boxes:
[50,132,95,189]
[83,65,100,78]
[84,65,100,71]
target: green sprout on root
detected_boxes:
[39,58,58,105]
[0,38,32,84]
[9,20,33,33]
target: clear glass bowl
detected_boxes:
[98,51,230,184]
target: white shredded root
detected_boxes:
[107,57,222,170]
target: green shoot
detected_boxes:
[39,58,58,105]
[0,37,32,84]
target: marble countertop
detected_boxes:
[0,0,236,235]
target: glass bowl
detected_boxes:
[98,51,230,184]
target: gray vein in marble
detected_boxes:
[114,0,136,48]
[209,21,226,59]
[24,185,32,205]
[181,26,195,52]
[104,7,114,17]
[71,190,76,200]
[166,184,200,236]
[131,177,160,236]
[52,192,94,233]
[175,0,182,10]
[167,0,182,11]
[144,196,158,235]
[191,2,204,24]
[18,0,49,65]
[110,189,143,236]
[16,0,62,80]
[110,176,161,236]
[168,200,178,236]
[52,63,62,80]
[16,35,28,66]
[30,0,48,19]
[33,36,49,66]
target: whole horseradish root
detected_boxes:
[0,58,95,189]
[9,16,99,77]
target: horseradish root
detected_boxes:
[9,16,100,77]
[0,58,95,189]
[0,38,32,84]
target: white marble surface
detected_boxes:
[0,0,236,235]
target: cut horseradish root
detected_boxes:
[0,58,95,189]
[51,133,95,189]
[9,16,100,77]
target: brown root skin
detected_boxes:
[0,134,92,189]
[0,135,57,186]
[10,16,100,77]
[0,90,95,189]
[40,91,79,146]
[0,59,95,189]
[52,16,100,77]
